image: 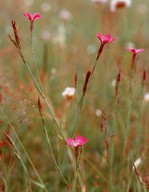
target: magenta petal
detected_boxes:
[33,13,42,20]
[136,48,144,54]
[96,33,103,42]
[97,33,115,45]
[75,136,88,146]
[127,47,144,55]
[75,136,83,141]
[104,34,115,43]
[23,12,32,21]
[66,135,88,148]
[82,138,88,145]
[66,138,75,146]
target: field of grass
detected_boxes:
[1,0,149,191]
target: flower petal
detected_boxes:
[23,12,33,21]
[33,13,42,20]
[66,138,75,146]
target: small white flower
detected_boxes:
[59,10,73,21]
[95,109,102,117]
[125,42,135,49]
[110,0,132,12]
[41,30,51,41]
[52,24,66,48]
[62,87,76,100]
[41,2,51,12]
[112,79,116,87]
[133,158,142,169]
[86,44,97,54]
[144,93,149,102]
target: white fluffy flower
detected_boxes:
[62,87,76,100]
[144,93,149,103]
[110,0,132,12]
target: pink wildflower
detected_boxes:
[97,33,115,45]
[126,47,144,69]
[23,12,42,38]
[127,48,144,55]
[23,12,42,22]
[96,33,115,61]
[66,136,88,148]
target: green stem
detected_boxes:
[0,109,48,192]
[30,36,43,92]
[38,108,69,186]
[84,157,109,184]
[17,47,66,142]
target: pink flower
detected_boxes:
[126,47,144,69]
[23,12,42,22]
[23,12,42,39]
[95,33,115,61]
[96,33,115,45]
[127,48,144,55]
[66,136,88,148]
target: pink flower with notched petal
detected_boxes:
[127,47,144,55]
[23,12,42,22]
[66,136,88,148]
[96,33,115,45]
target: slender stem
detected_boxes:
[84,157,109,184]
[69,96,84,137]
[0,109,48,192]
[30,35,43,92]
[15,153,32,192]
[17,47,66,142]
[38,107,69,186]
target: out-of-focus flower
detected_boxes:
[133,158,142,169]
[127,48,144,55]
[126,47,144,69]
[23,12,42,38]
[24,0,34,6]
[59,10,73,21]
[62,87,75,100]
[23,12,42,22]
[137,3,148,14]
[110,0,132,12]
[91,0,108,5]
[66,136,88,148]
[97,33,115,45]
[95,109,102,117]
[41,2,51,12]
[86,44,97,54]
[125,42,135,49]
[112,79,117,87]
[96,33,115,61]
[144,93,149,102]
[52,24,66,48]
[41,30,51,41]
